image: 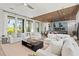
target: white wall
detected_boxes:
[68,20,76,35]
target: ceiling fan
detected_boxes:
[24,3,34,9]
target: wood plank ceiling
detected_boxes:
[32,4,79,22]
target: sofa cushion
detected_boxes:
[48,34,59,41]
[62,39,79,56]
[56,34,70,39]
[48,34,71,41]
[65,37,78,47]
[30,32,41,39]
[45,40,63,56]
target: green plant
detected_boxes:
[7,27,15,35]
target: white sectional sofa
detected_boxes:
[36,34,79,56]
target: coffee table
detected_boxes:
[22,40,43,52]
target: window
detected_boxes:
[40,23,43,33]
[26,20,33,32]
[7,16,24,37]
[16,18,24,33]
[7,16,16,36]
[35,22,40,32]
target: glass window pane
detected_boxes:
[26,20,33,32]
[28,21,31,32]
[35,22,39,32]
[7,16,16,36]
[26,21,29,32]
[16,18,24,33]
